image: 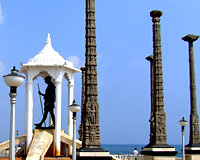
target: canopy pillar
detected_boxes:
[68,78,74,155]
[25,79,34,152]
[54,78,62,156]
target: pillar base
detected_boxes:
[141,145,177,160]
[77,147,112,160]
[185,146,200,160]
[186,154,200,160]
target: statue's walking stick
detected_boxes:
[38,83,46,127]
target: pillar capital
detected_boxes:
[150,10,162,17]
[150,10,162,23]
[182,34,199,43]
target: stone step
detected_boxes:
[26,130,53,160]
[61,132,82,149]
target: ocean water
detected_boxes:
[101,144,182,158]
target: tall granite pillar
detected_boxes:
[151,10,167,146]
[141,10,177,160]
[182,34,200,160]
[78,67,86,141]
[77,0,111,159]
[146,55,155,145]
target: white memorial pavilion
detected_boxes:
[20,33,81,156]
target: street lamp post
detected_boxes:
[16,130,19,137]
[3,66,25,160]
[69,100,80,160]
[179,117,188,160]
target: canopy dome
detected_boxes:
[20,33,80,74]
[30,33,65,65]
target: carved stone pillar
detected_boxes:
[151,10,168,146]
[141,10,177,160]
[77,0,111,159]
[83,0,101,149]
[146,55,154,145]
[78,67,86,141]
[182,34,200,160]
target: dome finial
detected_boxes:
[46,33,51,44]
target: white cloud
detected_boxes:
[67,56,81,68]
[0,60,5,75]
[0,3,4,24]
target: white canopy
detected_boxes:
[20,33,80,156]
[20,33,80,74]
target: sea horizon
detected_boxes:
[101,144,182,158]
[0,141,183,158]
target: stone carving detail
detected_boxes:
[81,0,101,148]
[182,34,200,146]
[146,55,155,145]
[157,115,166,135]
[150,10,167,145]
[78,67,86,141]
[191,114,200,143]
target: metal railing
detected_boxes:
[40,156,70,160]
[40,155,142,160]
[0,150,9,157]
[111,154,143,160]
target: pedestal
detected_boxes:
[77,148,112,160]
[141,145,177,160]
[185,146,200,160]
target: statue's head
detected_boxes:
[45,76,51,84]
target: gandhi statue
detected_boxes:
[35,76,56,128]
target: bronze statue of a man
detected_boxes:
[35,76,56,128]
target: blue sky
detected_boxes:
[0,0,200,146]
